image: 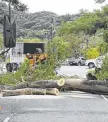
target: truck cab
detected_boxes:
[6,42,46,72]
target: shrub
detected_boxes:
[96,56,108,80]
[86,47,100,59]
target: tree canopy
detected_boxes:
[2,0,28,11]
[95,0,106,3]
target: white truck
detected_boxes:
[85,59,96,69]
[6,42,45,72]
[86,53,108,69]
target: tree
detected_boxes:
[48,37,70,66]
[2,0,28,11]
[103,30,108,42]
[98,42,108,54]
[95,0,106,3]
[0,33,3,48]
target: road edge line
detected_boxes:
[101,95,108,102]
[3,117,11,122]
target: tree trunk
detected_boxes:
[1,78,108,96]
[9,79,65,90]
[64,79,108,94]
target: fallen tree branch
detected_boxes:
[8,79,65,90]
[64,79,108,94]
[1,78,108,96]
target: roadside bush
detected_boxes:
[96,56,108,80]
[98,42,108,55]
[0,59,30,85]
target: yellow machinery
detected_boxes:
[26,51,48,66]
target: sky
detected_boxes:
[20,0,106,15]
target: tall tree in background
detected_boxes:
[2,0,28,11]
[95,0,106,3]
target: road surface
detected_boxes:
[0,65,90,78]
[57,66,90,78]
[0,92,108,122]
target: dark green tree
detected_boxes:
[2,0,28,11]
[95,0,106,3]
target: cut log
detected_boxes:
[64,79,108,94]
[1,88,46,97]
[46,88,60,96]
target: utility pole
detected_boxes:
[50,18,54,40]
[9,0,11,25]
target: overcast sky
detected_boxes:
[20,0,106,15]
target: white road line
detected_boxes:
[71,95,97,99]
[101,95,108,102]
[0,95,64,99]
[3,117,11,122]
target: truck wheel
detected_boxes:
[88,63,95,69]
[69,63,73,66]
[12,63,18,71]
[6,63,12,72]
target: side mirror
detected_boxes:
[3,15,16,48]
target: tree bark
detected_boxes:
[10,79,65,90]
[64,79,108,94]
[1,78,108,96]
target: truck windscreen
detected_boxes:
[23,43,45,54]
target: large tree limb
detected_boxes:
[64,79,108,94]
[1,78,108,96]
[7,79,65,90]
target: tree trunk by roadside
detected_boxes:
[8,79,65,90]
[64,79,108,94]
[1,78,108,96]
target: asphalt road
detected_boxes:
[0,92,108,122]
[57,66,90,78]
